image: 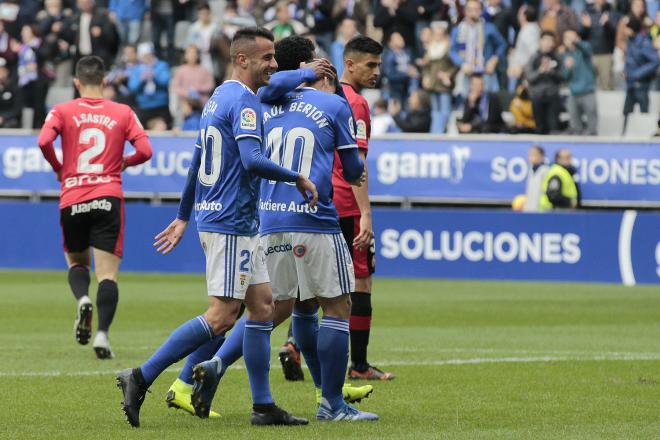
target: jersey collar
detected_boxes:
[224,79,256,96]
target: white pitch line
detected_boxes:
[2,353,660,378]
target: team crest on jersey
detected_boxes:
[348,116,356,140]
[293,245,306,258]
[240,273,247,287]
[356,119,367,140]
[240,108,257,130]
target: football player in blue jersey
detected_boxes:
[191,35,379,422]
[116,27,319,428]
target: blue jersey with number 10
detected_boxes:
[259,87,358,234]
[194,80,263,235]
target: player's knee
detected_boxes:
[205,311,238,336]
[293,298,319,315]
[247,299,275,322]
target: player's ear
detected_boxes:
[72,77,80,91]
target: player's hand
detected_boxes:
[353,213,373,250]
[302,59,336,83]
[296,175,318,209]
[154,218,188,254]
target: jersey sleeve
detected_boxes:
[37,107,65,172]
[123,110,152,167]
[352,97,371,151]
[232,92,262,143]
[334,99,359,152]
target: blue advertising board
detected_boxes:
[0,133,658,206]
[0,203,657,285]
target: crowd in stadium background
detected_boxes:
[0,0,659,135]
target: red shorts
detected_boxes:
[339,215,375,279]
[60,196,125,257]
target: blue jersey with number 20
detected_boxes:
[194,80,263,235]
[259,87,358,234]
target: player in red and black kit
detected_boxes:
[335,36,393,381]
[38,56,152,359]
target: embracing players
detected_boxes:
[189,35,378,421]
[116,27,316,428]
[38,55,152,359]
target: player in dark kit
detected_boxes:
[38,56,153,359]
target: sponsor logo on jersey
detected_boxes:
[240,108,257,130]
[293,244,306,258]
[64,174,112,188]
[195,200,223,211]
[356,119,367,140]
[70,198,112,216]
[264,244,292,256]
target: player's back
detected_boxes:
[194,80,263,235]
[259,87,357,234]
[49,97,145,208]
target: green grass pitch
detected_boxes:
[1,270,660,439]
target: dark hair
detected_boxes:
[75,56,106,86]
[275,35,315,71]
[626,15,642,34]
[469,72,484,80]
[344,35,383,59]
[230,27,275,60]
[540,30,556,40]
[415,89,431,110]
[524,6,538,22]
[530,145,545,156]
[197,2,210,11]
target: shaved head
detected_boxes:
[230,27,275,63]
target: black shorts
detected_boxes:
[60,196,124,257]
[339,215,375,278]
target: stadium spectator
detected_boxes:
[540,148,580,211]
[106,44,138,106]
[508,6,540,90]
[525,31,563,134]
[331,0,370,32]
[179,96,203,131]
[483,0,515,89]
[450,0,507,94]
[186,3,221,75]
[15,24,50,129]
[579,0,619,90]
[265,1,308,40]
[623,16,660,118]
[615,0,651,52]
[72,0,119,71]
[561,30,598,135]
[524,145,548,212]
[109,0,145,46]
[0,59,21,128]
[150,0,176,64]
[331,18,359,79]
[389,89,432,132]
[509,82,536,133]
[373,0,417,53]
[371,98,396,135]
[457,73,505,133]
[0,22,17,69]
[234,0,258,27]
[539,0,578,42]
[128,42,172,129]
[419,22,457,134]
[172,45,214,125]
[36,0,74,65]
[382,31,418,106]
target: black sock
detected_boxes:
[97,280,119,332]
[253,403,277,413]
[68,265,90,301]
[349,291,372,372]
